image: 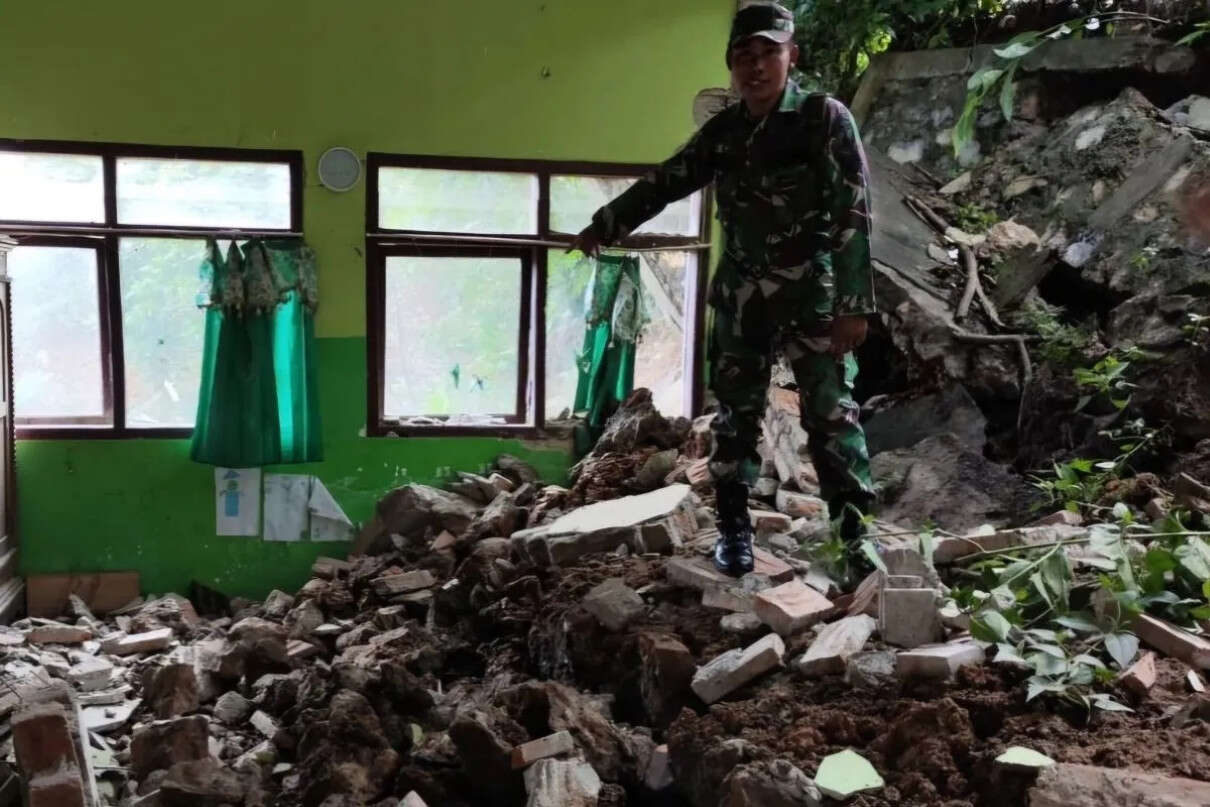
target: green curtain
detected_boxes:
[190,238,323,467]
[572,254,647,447]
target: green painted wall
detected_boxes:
[1,1,732,597]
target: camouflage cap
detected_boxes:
[726,2,795,65]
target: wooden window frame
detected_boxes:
[365,153,713,438]
[0,139,304,440]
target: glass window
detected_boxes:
[383,255,522,420]
[550,175,702,236]
[119,238,208,428]
[377,167,538,234]
[10,245,107,422]
[0,152,105,224]
[116,157,292,229]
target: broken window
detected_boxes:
[367,155,709,436]
[0,141,303,438]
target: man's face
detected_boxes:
[730,37,798,110]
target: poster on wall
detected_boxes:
[263,474,355,542]
[215,468,261,536]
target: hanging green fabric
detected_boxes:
[190,238,323,467]
[572,254,647,445]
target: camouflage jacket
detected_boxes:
[592,82,875,323]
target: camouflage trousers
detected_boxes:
[706,303,874,515]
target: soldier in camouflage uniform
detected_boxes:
[573,1,876,575]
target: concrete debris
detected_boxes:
[814,748,884,800]
[725,758,822,807]
[644,743,674,791]
[879,585,942,648]
[720,612,763,634]
[845,650,897,690]
[1133,614,1210,670]
[691,633,785,705]
[103,627,174,657]
[897,641,985,679]
[522,758,601,807]
[995,746,1056,771]
[510,730,575,769]
[1119,651,1158,699]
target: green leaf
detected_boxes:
[972,610,1013,642]
[1104,632,1139,670]
[1145,548,1177,574]
[994,643,1029,666]
[1202,580,1210,600]
[1069,459,1095,473]
[1026,652,1068,676]
[1055,614,1099,633]
[1031,572,1053,609]
[966,66,1004,91]
[1041,554,1071,610]
[859,540,888,574]
[1026,628,1060,642]
[990,585,1017,610]
[1029,642,1066,659]
[953,94,979,157]
[993,41,1039,59]
[1075,395,1092,412]
[999,63,1018,121]
[1068,663,1095,686]
[1072,653,1106,669]
[1113,502,1131,521]
[1189,606,1210,621]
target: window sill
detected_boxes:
[16,427,192,440]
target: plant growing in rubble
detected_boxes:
[1184,313,1210,350]
[1030,420,1162,511]
[954,201,999,233]
[1015,302,1094,365]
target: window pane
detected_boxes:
[544,251,593,419]
[10,246,106,422]
[120,238,208,428]
[0,152,104,223]
[116,158,292,229]
[378,167,538,234]
[545,250,690,420]
[633,251,692,418]
[550,175,701,237]
[383,256,521,420]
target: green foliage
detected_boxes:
[1176,20,1210,46]
[1184,313,1210,350]
[1072,346,1154,412]
[1016,303,1093,366]
[1030,419,1160,511]
[954,202,999,233]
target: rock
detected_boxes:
[228,617,287,644]
[638,633,695,725]
[862,385,986,456]
[261,590,295,619]
[720,613,763,634]
[522,759,601,807]
[995,746,1056,771]
[355,484,479,554]
[27,624,92,645]
[449,708,528,803]
[725,759,822,807]
[582,579,644,632]
[160,758,246,806]
[897,641,985,680]
[634,449,680,491]
[1134,614,1210,669]
[146,661,200,719]
[297,689,402,805]
[879,587,942,648]
[131,715,210,779]
[644,744,674,791]
[751,477,779,499]
[871,434,1035,531]
[311,557,352,579]
[845,650,897,689]
[1030,763,1210,806]
[467,492,526,541]
[753,581,833,637]
[213,691,252,725]
[512,485,696,566]
[796,615,877,677]
[250,710,279,739]
[401,793,430,807]
[589,387,685,455]
[814,749,884,800]
[102,627,173,656]
[1120,651,1158,698]
[371,570,436,598]
[691,633,785,705]
[510,731,575,770]
[285,600,324,639]
[67,656,113,691]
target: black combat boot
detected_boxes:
[713,480,755,576]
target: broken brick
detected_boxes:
[102,627,173,656]
[691,633,785,704]
[773,489,826,519]
[1119,651,1158,698]
[371,569,436,598]
[582,579,644,631]
[795,615,876,677]
[753,580,833,636]
[639,632,695,724]
[12,701,80,775]
[750,510,792,534]
[130,715,210,778]
[26,624,92,645]
[1133,614,1210,669]
[752,548,795,583]
[510,730,575,769]
[878,587,942,648]
[28,767,86,807]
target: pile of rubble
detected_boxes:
[3,387,1210,807]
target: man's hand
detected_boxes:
[568,225,602,258]
[829,314,868,357]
